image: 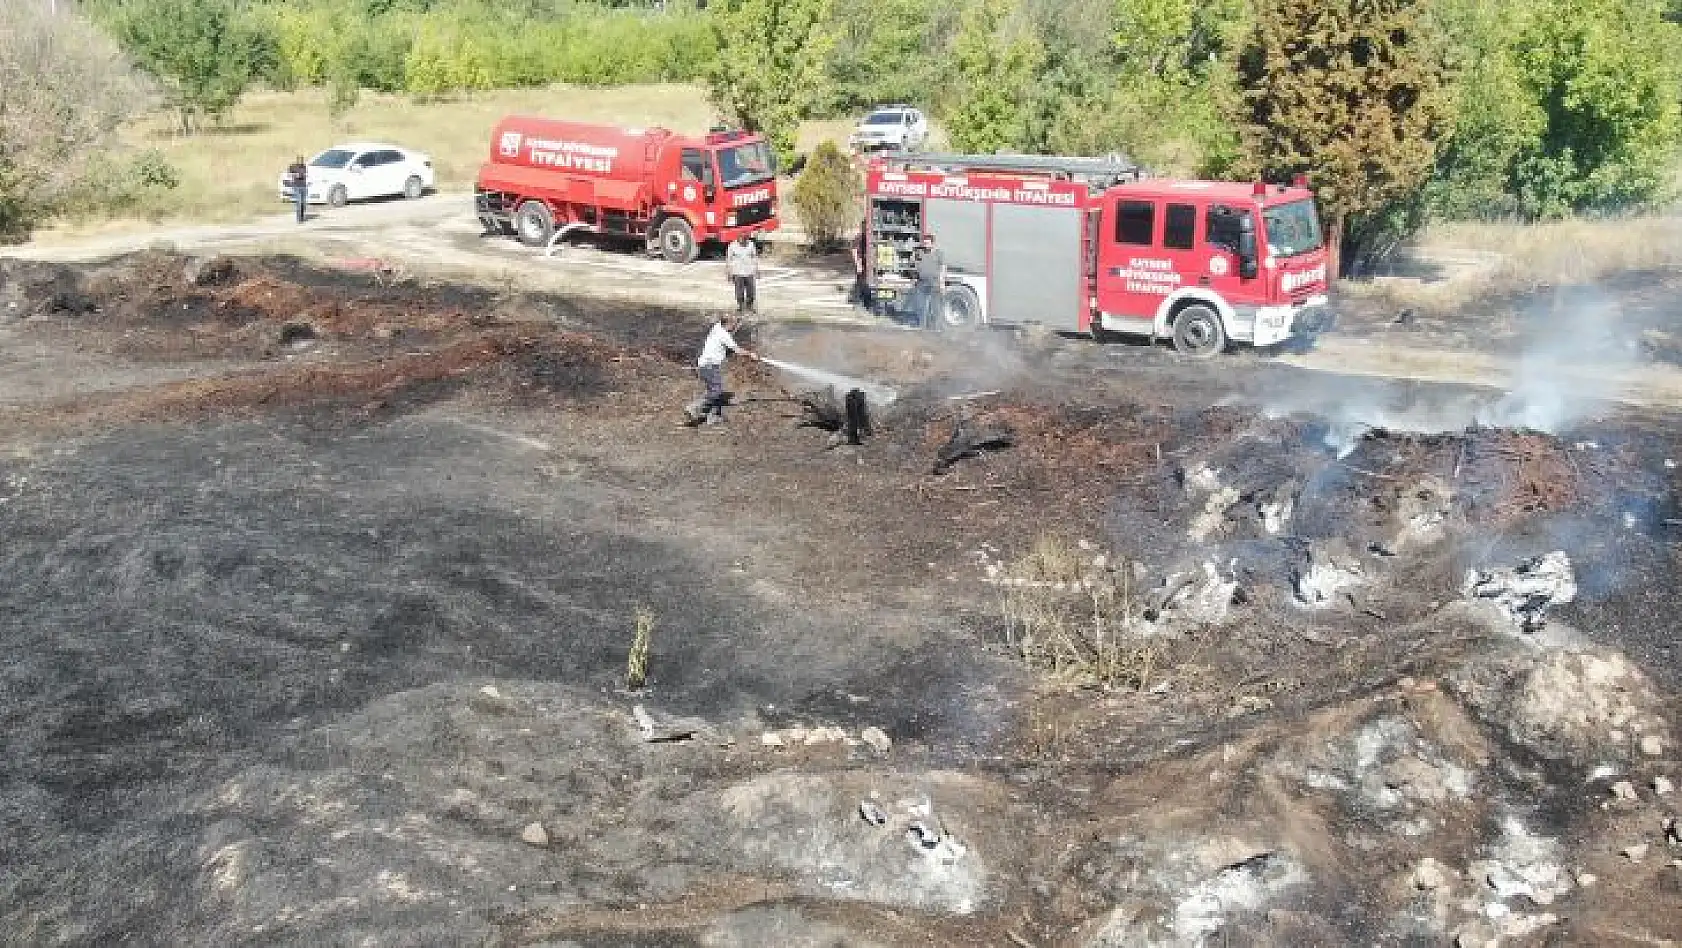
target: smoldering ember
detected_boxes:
[3,250,1682,948]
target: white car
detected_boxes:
[848,106,929,153]
[277,143,435,207]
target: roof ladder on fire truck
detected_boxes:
[876,152,1145,189]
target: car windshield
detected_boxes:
[864,112,904,126]
[311,149,355,169]
[1262,199,1324,258]
[717,141,774,188]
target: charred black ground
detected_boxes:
[2,252,1680,946]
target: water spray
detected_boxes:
[758,356,899,406]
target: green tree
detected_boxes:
[403,16,493,98]
[823,0,937,113]
[1232,0,1452,276]
[790,140,860,250]
[1112,0,1243,79]
[111,0,262,133]
[704,0,835,168]
[1423,0,1544,219]
[945,0,1043,154]
[1509,0,1682,217]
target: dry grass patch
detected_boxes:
[998,535,1169,692]
[1353,213,1682,313]
[40,85,900,241]
[41,84,718,236]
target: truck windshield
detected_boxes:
[1262,200,1324,258]
[718,142,774,188]
[864,112,904,126]
[311,149,355,169]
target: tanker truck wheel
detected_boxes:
[1171,304,1227,359]
[515,200,555,248]
[658,217,698,265]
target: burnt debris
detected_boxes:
[932,417,1015,475]
[798,387,875,447]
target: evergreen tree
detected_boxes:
[1232,0,1451,276]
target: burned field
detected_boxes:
[3,253,1682,947]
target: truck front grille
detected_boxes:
[735,200,774,226]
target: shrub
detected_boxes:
[130,150,181,191]
[789,141,859,252]
[0,3,146,241]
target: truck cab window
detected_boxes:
[1164,203,1196,250]
[1115,201,1155,245]
[680,149,714,186]
[1206,206,1249,254]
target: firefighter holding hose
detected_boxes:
[685,311,759,426]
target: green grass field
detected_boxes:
[44,84,867,238]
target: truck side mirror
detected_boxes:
[1237,217,1259,279]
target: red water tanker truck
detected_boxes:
[474,116,780,264]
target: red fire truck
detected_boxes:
[475,116,780,264]
[862,153,1332,356]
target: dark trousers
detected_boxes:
[850,272,872,307]
[732,275,756,313]
[697,363,726,420]
[907,281,940,327]
[293,185,306,222]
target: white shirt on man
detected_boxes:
[698,321,743,367]
[726,239,758,278]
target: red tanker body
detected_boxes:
[863,152,1332,356]
[475,116,779,263]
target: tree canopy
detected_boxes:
[1233,0,1452,276]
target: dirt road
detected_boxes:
[17,194,1682,416]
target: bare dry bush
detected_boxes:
[999,535,1167,691]
[0,4,148,240]
[626,606,654,691]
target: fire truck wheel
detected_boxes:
[658,217,698,264]
[1089,316,1119,344]
[515,201,555,248]
[939,284,982,330]
[1171,304,1227,358]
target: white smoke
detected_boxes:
[1474,290,1628,431]
[1253,284,1634,453]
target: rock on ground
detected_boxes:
[1449,647,1671,771]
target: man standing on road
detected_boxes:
[849,226,872,310]
[726,234,759,315]
[913,233,944,329]
[286,156,308,224]
[686,311,759,426]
